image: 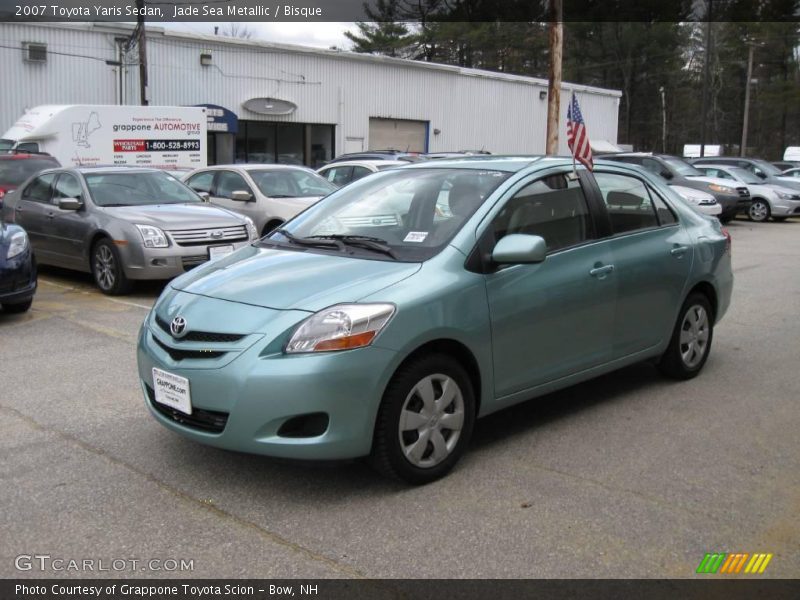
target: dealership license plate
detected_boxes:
[208,244,234,261]
[152,367,192,415]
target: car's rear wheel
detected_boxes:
[92,238,131,295]
[2,299,33,313]
[371,354,475,484]
[748,199,770,222]
[262,220,283,237]
[658,293,714,380]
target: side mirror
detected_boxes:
[661,170,674,180]
[58,197,82,211]
[231,190,253,202]
[197,191,210,201]
[492,234,547,265]
[754,169,767,179]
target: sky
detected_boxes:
[161,22,357,50]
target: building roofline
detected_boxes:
[15,21,622,98]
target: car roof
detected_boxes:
[74,166,166,174]
[318,159,408,169]
[190,164,313,172]
[401,155,569,173]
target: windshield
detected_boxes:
[752,160,782,176]
[0,158,60,185]
[0,139,15,151]
[728,167,762,184]
[663,157,703,176]
[267,168,511,261]
[249,169,336,198]
[85,171,202,207]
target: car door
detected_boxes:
[47,172,91,269]
[591,169,693,357]
[209,170,257,219]
[482,170,617,397]
[14,173,57,260]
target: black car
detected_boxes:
[604,153,750,222]
[0,153,61,210]
[0,221,36,313]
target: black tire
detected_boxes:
[719,214,734,224]
[2,299,33,313]
[371,353,476,485]
[262,220,283,237]
[748,199,770,222]
[658,293,714,380]
[91,238,131,295]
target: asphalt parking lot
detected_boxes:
[1,218,799,579]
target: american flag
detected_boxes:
[567,92,593,170]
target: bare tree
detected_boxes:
[216,23,254,39]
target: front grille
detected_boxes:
[153,335,226,361]
[168,225,248,247]
[146,385,228,433]
[736,187,750,198]
[155,314,245,343]
[181,255,207,270]
[339,214,399,227]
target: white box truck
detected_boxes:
[1,105,207,169]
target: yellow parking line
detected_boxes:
[38,278,153,310]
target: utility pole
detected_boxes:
[660,86,667,153]
[740,41,756,157]
[545,0,563,155]
[699,1,713,157]
[136,0,148,105]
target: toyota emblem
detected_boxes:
[210,230,224,239]
[170,316,188,338]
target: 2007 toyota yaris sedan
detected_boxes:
[137,157,733,484]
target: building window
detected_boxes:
[235,121,334,167]
[23,42,47,62]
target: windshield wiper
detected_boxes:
[307,234,398,259]
[271,228,345,251]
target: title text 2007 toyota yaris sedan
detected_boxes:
[138,157,733,484]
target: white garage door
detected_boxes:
[368,118,427,152]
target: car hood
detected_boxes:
[763,183,800,197]
[685,175,742,189]
[100,203,245,228]
[773,177,800,191]
[170,244,422,312]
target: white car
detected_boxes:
[183,165,337,236]
[696,165,800,222]
[317,159,408,188]
[669,185,722,216]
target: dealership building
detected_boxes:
[0,22,621,167]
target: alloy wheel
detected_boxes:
[94,245,116,290]
[398,374,465,469]
[749,201,769,222]
[679,305,710,368]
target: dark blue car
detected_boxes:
[0,221,36,313]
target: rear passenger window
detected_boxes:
[492,173,593,253]
[594,172,659,234]
[22,173,56,203]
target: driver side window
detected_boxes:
[53,174,83,203]
[492,173,593,253]
[215,171,252,199]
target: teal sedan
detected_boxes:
[137,157,733,484]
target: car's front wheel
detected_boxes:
[658,293,714,380]
[371,354,475,484]
[92,238,131,295]
[748,199,770,222]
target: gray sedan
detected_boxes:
[1,167,258,294]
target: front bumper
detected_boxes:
[137,314,400,460]
[0,251,36,305]
[121,241,253,281]
[770,199,800,217]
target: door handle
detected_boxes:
[670,245,690,257]
[589,264,615,278]
[46,212,56,219]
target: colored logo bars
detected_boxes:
[696,552,773,574]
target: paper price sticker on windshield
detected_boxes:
[404,231,428,243]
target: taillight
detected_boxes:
[0,188,6,199]
[722,227,731,255]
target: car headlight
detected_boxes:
[776,191,796,200]
[6,230,28,259]
[707,184,735,194]
[135,224,169,248]
[243,216,258,239]
[285,303,395,353]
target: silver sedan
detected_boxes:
[2,167,258,294]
